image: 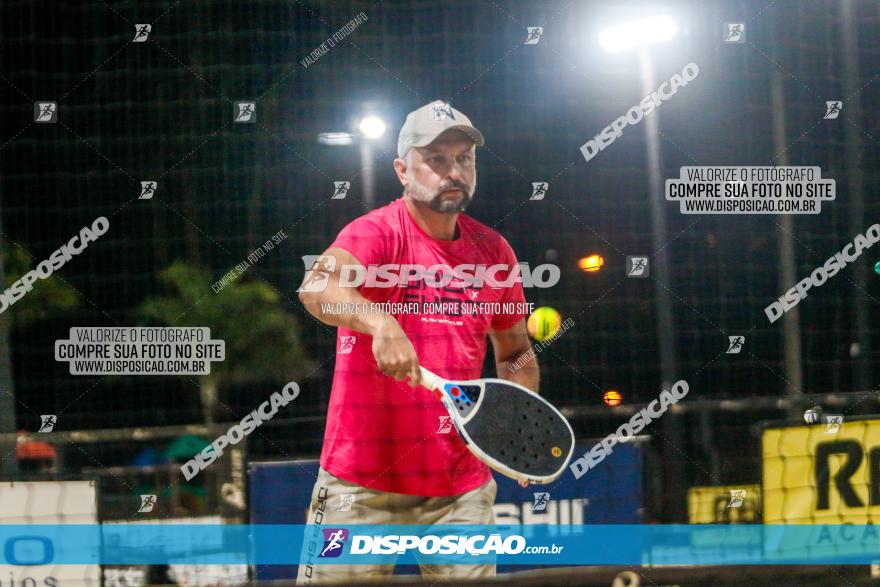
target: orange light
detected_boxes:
[603,390,622,406]
[578,254,605,273]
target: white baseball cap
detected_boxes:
[397,100,485,159]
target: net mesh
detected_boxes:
[0,0,879,525]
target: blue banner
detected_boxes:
[4,524,880,565]
[248,444,643,578]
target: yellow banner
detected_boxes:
[762,417,880,523]
[687,484,760,523]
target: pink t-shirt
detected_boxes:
[319,197,528,496]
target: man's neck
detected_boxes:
[404,196,459,241]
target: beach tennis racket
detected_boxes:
[419,366,575,485]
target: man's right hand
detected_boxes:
[297,246,424,388]
[371,315,423,387]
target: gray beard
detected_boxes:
[406,176,475,215]
[425,191,472,213]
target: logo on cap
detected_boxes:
[432,102,455,121]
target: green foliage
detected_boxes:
[135,261,314,386]
[2,245,79,328]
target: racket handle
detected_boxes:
[418,367,444,391]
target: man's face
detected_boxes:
[403,131,476,214]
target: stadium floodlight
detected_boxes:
[598,15,677,53]
[358,115,387,139]
[317,132,354,146]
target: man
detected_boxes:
[297,100,539,584]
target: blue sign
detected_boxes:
[3,524,880,565]
[248,441,643,580]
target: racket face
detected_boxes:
[438,382,482,419]
[457,380,574,481]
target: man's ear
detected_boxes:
[393,157,408,186]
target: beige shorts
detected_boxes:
[296,467,497,584]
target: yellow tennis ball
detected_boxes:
[527,307,562,341]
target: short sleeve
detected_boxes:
[330,215,394,302]
[490,237,528,331]
[331,215,391,268]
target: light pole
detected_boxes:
[319,113,387,212]
[599,13,684,520]
[358,115,387,211]
[634,46,677,396]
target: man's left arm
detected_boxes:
[489,318,539,393]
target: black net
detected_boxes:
[1,0,879,524]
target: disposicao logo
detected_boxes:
[319,528,349,558]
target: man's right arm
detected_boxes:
[298,247,422,385]
[298,247,387,334]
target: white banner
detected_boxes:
[0,480,100,586]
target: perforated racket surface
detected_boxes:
[420,367,575,484]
